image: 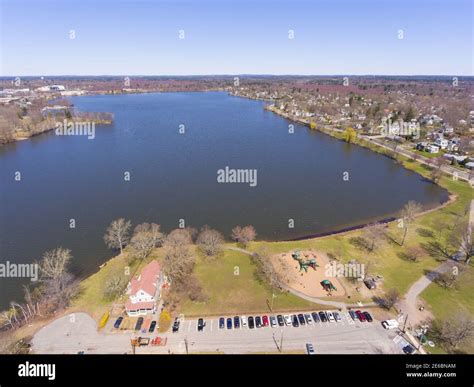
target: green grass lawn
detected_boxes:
[72,249,164,319]
[179,249,317,316]
[421,266,474,353]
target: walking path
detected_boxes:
[398,199,473,327]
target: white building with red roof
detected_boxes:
[125,260,165,316]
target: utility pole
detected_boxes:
[184,336,189,354]
[402,314,409,333]
[279,331,284,353]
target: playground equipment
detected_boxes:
[320,279,337,292]
[292,251,319,272]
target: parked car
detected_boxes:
[311,312,320,323]
[241,316,248,328]
[172,318,180,333]
[403,345,415,354]
[114,316,123,329]
[219,317,225,329]
[255,316,263,328]
[284,315,292,326]
[234,316,240,329]
[297,314,306,325]
[270,316,277,327]
[292,315,299,327]
[364,278,376,290]
[363,311,373,322]
[304,314,313,325]
[356,310,366,322]
[262,315,269,327]
[197,318,205,332]
[333,312,341,322]
[349,310,357,321]
[135,317,144,331]
[382,319,399,330]
[326,312,335,322]
[149,320,157,333]
[226,317,233,329]
[306,343,316,355]
[248,316,255,329]
[277,315,285,326]
[319,311,328,322]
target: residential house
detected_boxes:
[125,260,166,316]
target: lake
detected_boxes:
[0,92,448,309]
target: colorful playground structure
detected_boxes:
[320,279,337,293]
[292,250,319,272]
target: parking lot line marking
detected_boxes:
[188,321,192,332]
[210,319,213,332]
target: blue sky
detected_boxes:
[1,0,472,76]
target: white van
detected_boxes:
[382,319,399,330]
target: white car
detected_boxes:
[326,312,336,322]
[241,316,248,328]
[306,343,316,355]
[382,319,399,330]
[284,315,292,326]
[270,316,277,327]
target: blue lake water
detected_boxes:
[0,92,448,309]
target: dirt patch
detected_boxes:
[272,249,346,298]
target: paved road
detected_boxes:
[31,312,402,355]
[368,137,472,183]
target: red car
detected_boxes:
[262,315,269,327]
[356,310,366,322]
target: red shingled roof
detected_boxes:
[129,260,161,297]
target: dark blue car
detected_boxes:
[219,317,225,329]
[113,316,123,329]
[234,316,240,328]
[226,317,233,329]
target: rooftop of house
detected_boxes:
[129,260,161,296]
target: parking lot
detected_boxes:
[31,310,404,354]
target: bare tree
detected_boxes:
[163,245,195,285]
[0,309,15,330]
[164,228,193,249]
[362,223,385,252]
[231,225,257,247]
[434,271,460,289]
[399,201,422,246]
[38,248,76,309]
[104,275,127,300]
[39,247,72,294]
[450,223,473,264]
[404,246,425,262]
[197,226,224,257]
[130,223,164,261]
[435,313,474,351]
[378,288,400,310]
[163,229,195,285]
[253,247,281,290]
[104,218,131,255]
